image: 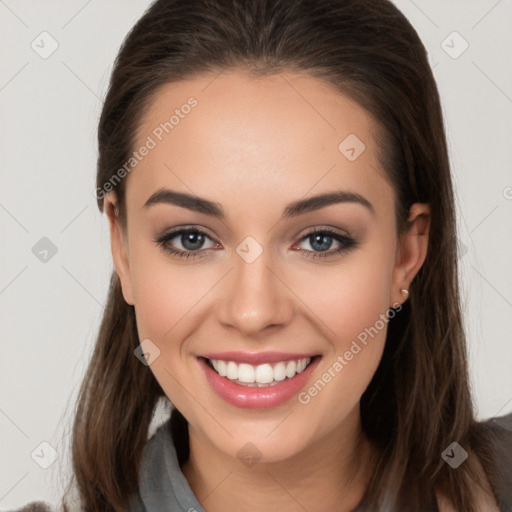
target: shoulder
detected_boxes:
[436,413,512,512]
[475,412,512,510]
[480,412,512,477]
[1,502,56,512]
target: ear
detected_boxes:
[104,192,135,306]
[390,203,431,307]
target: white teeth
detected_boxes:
[273,362,287,381]
[255,364,274,384]
[238,363,255,383]
[208,357,312,385]
[285,360,297,378]
[217,359,227,377]
[226,361,238,380]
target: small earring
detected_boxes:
[400,289,409,296]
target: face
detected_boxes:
[105,69,430,463]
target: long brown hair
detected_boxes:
[61,0,502,510]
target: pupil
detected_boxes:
[182,232,204,250]
[311,234,332,252]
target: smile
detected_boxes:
[198,352,322,409]
[206,357,312,387]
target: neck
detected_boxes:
[181,409,378,512]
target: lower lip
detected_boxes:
[198,356,321,409]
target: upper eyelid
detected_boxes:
[157,226,351,246]
[158,225,216,240]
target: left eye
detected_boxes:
[298,232,341,252]
[293,229,358,258]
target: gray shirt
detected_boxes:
[7,414,512,512]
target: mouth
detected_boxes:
[197,353,322,409]
[203,356,316,387]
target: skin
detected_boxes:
[104,69,433,511]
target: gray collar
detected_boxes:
[137,419,206,512]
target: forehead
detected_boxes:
[128,69,393,218]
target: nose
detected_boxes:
[216,250,296,337]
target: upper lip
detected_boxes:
[199,351,319,365]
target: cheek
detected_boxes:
[335,266,392,345]
[128,250,206,409]
[128,246,196,344]
[291,252,394,347]
[294,267,392,428]
[289,250,394,406]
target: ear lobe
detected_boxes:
[392,203,431,302]
[104,193,135,306]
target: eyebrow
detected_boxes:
[143,187,375,218]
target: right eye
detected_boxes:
[154,227,219,259]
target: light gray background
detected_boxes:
[1,0,511,508]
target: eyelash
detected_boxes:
[153,226,358,260]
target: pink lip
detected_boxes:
[198,355,321,409]
[199,351,318,365]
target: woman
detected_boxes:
[12,0,512,511]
